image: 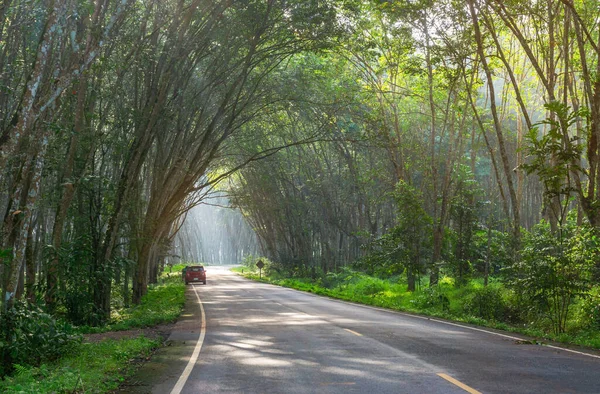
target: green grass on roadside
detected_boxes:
[107,276,185,332]
[0,336,159,394]
[234,268,600,350]
[79,269,186,334]
[0,265,189,393]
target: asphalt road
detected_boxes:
[135,266,600,394]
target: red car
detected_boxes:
[184,266,206,285]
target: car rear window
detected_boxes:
[191,267,203,272]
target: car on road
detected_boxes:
[185,265,206,285]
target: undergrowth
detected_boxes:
[78,267,186,334]
[0,336,159,393]
[0,264,188,393]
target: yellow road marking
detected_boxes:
[344,328,363,336]
[437,373,482,394]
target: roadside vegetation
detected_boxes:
[236,252,600,350]
[222,0,600,356]
[0,265,187,393]
[3,0,600,390]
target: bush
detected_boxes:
[510,219,597,334]
[501,289,526,324]
[0,336,159,393]
[0,302,81,376]
[579,287,600,330]
[463,286,506,321]
[320,267,361,289]
[410,286,450,311]
[353,277,387,295]
[80,277,185,333]
[241,255,259,269]
[241,255,281,277]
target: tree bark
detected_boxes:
[469,0,521,248]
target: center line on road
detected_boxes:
[437,373,481,394]
[344,328,363,336]
[170,285,206,394]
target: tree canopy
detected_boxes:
[1,0,599,340]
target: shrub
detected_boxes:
[411,286,449,311]
[509,219,597,334]
[320,267,361,289]
[501,289,526,324]
[0,302,81,377]
[241,254,259,269]
[579,287,600,330]
[463,286,506,321]
[241,255,281,277]
[0,336,159,393]
[354,277,387,296]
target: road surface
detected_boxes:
[131,266,600,393]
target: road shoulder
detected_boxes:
[113,285,203,393]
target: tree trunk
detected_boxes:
[469,0,521,248]
[407,268,416,292]
[0,1,58,169]
[485,221,492,287]
[24,218,35,302]
[133,241,152,305]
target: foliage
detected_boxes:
[471,228,513,277]
[79,269,185,334]
[46,236,126,326]
[358,181,432,290]
[319,266,362,289]
[576,287,600,331]
[522,102,589,231]
[0,301,81,377]
[0,336,159,394]
[3,0,600,377]
[463,285,506,321]
[509,218,597,334]
[410,285,450,312]
[448,165,482,284]
[522,102,587,202]
[241,255,260,270]
[350,275,389,295]
[0,264,185,389]
[240,255,282,277]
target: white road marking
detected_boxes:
[400,316,600,360]
[544,344,600,360]
[236,274,600,361]
[170,285,207,394]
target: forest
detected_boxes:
[1,0,600,382]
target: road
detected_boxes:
[134,266,600,393]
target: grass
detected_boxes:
[0,264,189,393]
[0,336,159,393]
[79,268,186,334]
[234,266,600,350]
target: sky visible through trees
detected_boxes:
[0,0,599,341]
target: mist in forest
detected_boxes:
[173,197,261,265]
